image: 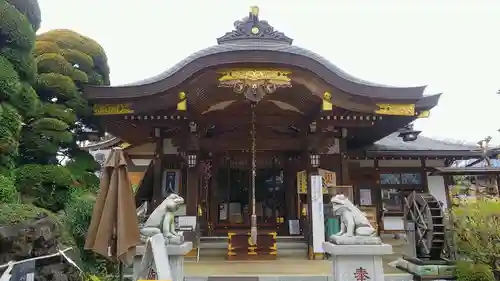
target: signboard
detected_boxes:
[311,175,325,253]
[288,219,300,235]
[175,216,197,231]
[297,169,336,194]
[10,260,35,281]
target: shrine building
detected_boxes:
[83,7,482,260]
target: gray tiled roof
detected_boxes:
[370,133,477,151]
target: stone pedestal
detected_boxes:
[323,241,392,281]
[134,242,193,281]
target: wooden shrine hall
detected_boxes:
[83,7,481,260]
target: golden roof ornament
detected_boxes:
[217,6,293,45]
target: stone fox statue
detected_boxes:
[331,194,376,237]
[139,193,185,244]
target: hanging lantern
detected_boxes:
[188,153,197,168]
[310,154,320,168]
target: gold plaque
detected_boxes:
[375,104,415,116]
[93,104,134,115]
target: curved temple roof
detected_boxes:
[83,7,438,103]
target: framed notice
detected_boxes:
[311,175,325,253]
[175,216,197,231]
[360,189,372,206]
[162,169,181,196]
[288,219,301,235]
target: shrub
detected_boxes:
[0,0,36,51]
[64,189,112,274]
[15,164,73,212]
[0,174,18,203]
[452,197,500,272]
[0,55,22,101]
[5,0,42,31]
[456,261,495,281]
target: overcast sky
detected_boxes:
[37,0,500,143]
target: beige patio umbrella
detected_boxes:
[85,147,141,270]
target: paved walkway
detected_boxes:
[185,257,405,276]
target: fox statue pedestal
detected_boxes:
[324,242,392,281]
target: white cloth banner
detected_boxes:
[311,175,325,253]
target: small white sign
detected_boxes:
[311,175,325,253]
[288,220,300,235]
[360,189,372,206]
[176,216,197,231]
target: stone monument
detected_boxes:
[135,194,193,281]
[323,195,392,281]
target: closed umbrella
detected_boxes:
[85,147,141,279]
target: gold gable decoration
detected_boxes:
[93,104,134,115]
[218,69,291,84]
[375,104,415,116]
[217,69,292,103]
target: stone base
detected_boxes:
[134,241,193,281]
[323,242,392,281]
[395,258,456,277]
[329,235,382,245]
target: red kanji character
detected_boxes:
[354,267,370,281]
[147,268,157,280]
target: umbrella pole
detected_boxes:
[118,262,123,281]
[114,230,123,281]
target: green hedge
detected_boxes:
[456,261,495,281]
[6,0,42,31]
[37,30,110,84]
[0,55,22,101]
[36,72,79,100]
[0,0,36,51]
[0,174,18,203]
[1,46,37,83]
[15,164,74,212]
[43,103,77,124]
[0,102,22,155]
[11,81,41,117]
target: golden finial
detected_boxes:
[250,6,259,17]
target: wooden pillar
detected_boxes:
[339,138,351,186]
[284,155,297,221]
[305,151,321,259]
[152,128,164,209]
[421,158,429,192]
[186,152,199,216]
[208,154,219,236]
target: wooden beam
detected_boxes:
[200,137,303,151]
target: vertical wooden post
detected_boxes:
[339,138,351,186]
[186,152,199,216]
[421,158,429,192]
[152,128,164,209]
[305,151,321,260]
